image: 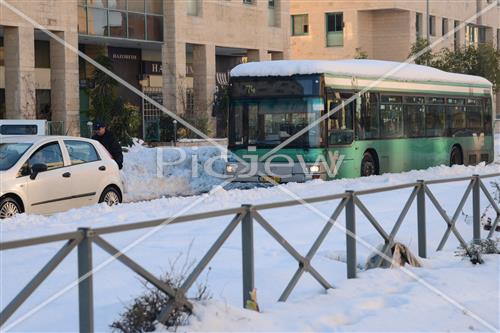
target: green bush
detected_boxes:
[455,239,499,265]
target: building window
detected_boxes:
[35,40,50,68]
[268,0,278,27]
[442,18,448,36]
[146,0,162,14]
[87,7,108,36]
[429,15,436,36]
[416,13,422,39]
[79,0,163,41]
[291,14,308,36]
[108,10,127,38]
[187,0,201,16]
[454,20,460,49]
[326,12,344,47]
[109,0,127,10]
[478,27,487,44]
[128,0,145,12]
[466,24,478,46]
[78,5,87,33]
[497,29,500,50]
[243,0,254,4]
[128,12,145,39]
[147,15,163,41]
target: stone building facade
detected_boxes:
[0,0,290,137]
[0,0,79,134]
[290,0,500,116]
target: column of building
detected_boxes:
[4,26,36,119]
[50,31,80,136]
[192,44,216,135]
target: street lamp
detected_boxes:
[173,119,178,147]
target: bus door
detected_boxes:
[326,91,355,146]
[326,91,356,174]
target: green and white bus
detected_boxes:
[225,60,494,182]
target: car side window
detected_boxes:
[64,140,100,165]
[29,142,64,171]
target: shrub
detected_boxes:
[111,250,211,332]
[455,239,499,265]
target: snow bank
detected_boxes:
[230,59,493,86]
[121,142,225,201]
[2,161,500,331]
[182,253,499,332]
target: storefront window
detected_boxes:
[109,10,127,37]
[128,12,145,39]
[147,15,162,41]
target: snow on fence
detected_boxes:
[1,173,499,332]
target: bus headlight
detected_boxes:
[226,164,238,173]
[309,165,320,173]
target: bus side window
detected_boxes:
[446,98,466,136]
[483,98,492,135]
[425,97,446,137]
[359,93,379,140]
[380,96,403,138]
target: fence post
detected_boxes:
[472,175,481,243]
[417,180,427,258]
[345,191,356,279]
[241,205,255,308]
[77,228,94,333]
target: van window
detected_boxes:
[0,125,38,135]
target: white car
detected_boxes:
[0,135,124,218]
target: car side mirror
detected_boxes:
[30,163,48,180]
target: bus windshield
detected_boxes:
[230,97,324,148]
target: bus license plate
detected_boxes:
[259,175,281,183]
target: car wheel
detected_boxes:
[99,187,122,206]
[0,197,22,219]
[450,146,463,166]
[361,152,378,177]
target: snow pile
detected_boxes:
[121,143,226,201]
[183,253,499,332]
[231,59,492,86]
[2,151,500,331]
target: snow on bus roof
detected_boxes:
[230,59,492,87]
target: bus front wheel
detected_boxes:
[361,152,378,177]
[450,146,463,166]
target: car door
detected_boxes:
[63,140,103,207]
[24,141,75,215]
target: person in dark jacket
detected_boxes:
[92,122,123,169]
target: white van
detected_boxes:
[0,120,47,137]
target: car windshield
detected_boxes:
[0,143,32,171]
[230,97,324,148]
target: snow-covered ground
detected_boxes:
[1,143,500,331]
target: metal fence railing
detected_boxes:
[1,173,499,332]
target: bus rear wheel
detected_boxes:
[361,152,378,177]
[450,146,463,166]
